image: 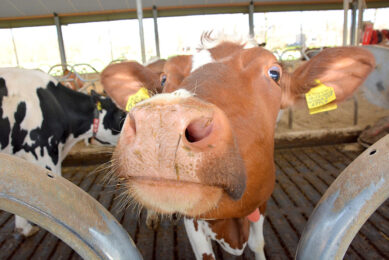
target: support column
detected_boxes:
[249,1,254,38]
[350,0,358,45]
[53,13,67,71]
[343,0,349,45]
[136,0,146,63]
[356,0,365,45]
[10,29,20,67]
[152,6,161,58]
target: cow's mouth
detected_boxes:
[125,176,223,216]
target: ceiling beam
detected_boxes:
[0,0,387,29]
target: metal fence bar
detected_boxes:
[0,154,142,260]
[152,6,161,58]
[136,0,146,64]
[343,0,350,45]
[296,135,389,260]
[53,13,67,71]
[249,1,254,38]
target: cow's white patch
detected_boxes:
[202,220,246,256]
[198,31,258,51]
[191,49,214,72]
[15,215,39,237]
[184,218,215,260]
[136,89,194,107]
[185,217,247,259]
[248,215,266,260]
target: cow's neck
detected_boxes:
[45,82,96,155]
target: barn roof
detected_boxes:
[0,0,388,28]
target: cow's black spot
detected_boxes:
[11,102,28,155]
[45,166,52,171]
[0,78,11,149]
[376,81,384,92]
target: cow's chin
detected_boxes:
[128,177,223,216]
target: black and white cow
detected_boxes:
[0,67,125,236]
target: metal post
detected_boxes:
[249,1,254,38]
[136,0,146,64]
[10,29,20,67]
[350,0,358,46]
[152,6,161,58]
[343,0,349,45]
[356,0,365,45]
[53,13,67,72]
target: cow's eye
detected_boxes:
[161,74,167,87]
[268,66,281,83]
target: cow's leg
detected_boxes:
[248,215,266,260]
[184,218,215,260]
[14,161,60,237]
[14,216,39,237]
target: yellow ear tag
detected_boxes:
[96,101,102,111]
[125,87,150,112]
[305,80,337,115]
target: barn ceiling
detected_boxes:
[0,0,388,28]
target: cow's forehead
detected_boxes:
[170,45,277,76]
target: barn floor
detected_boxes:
[0,143,388,259]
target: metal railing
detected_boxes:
[0,154,142,260]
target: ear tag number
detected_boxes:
[305,81,337,115]
[125,87,150,112]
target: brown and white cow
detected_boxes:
[101,35,374,259]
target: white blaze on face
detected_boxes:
[136,88,194,107]
[191,49,214,72]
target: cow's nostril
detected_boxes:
[185,118,213,143]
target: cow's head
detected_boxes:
[101,36,374,219]
[89,91,126,145]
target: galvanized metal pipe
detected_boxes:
[296,134,389,260]
[356,0,365,45]
[343,0,349,45]
[136,0,146,64]
[350,0,358,45]
[152,6,161,58]
[0,154,142,260]
[53,13,67,71]
[249,1,254,38]
[10,29,20,67]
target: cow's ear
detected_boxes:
[280,47,375,108]
[100,61,160,110]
